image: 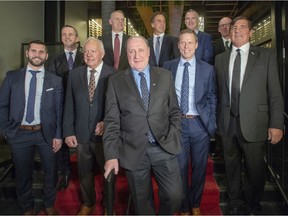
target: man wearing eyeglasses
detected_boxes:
[215,16,284,215]
[214,17,232,57]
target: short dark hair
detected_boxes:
[61,24,79,37]
[231,16,252,30]
[27,40,48,52]
[178,29,198,42]
[151,11,166,23]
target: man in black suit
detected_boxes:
[63,37,115,215]
[100,10,129,71]
[0,40,63,215]
[215,16,284,215]
[103,36,183,215]
[148,11,180,67]
[47,25,85,190]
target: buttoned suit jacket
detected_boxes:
[213,37,227,57]
[0,68,63,144]
[195,31,214,65]
[63,63,115,144]
[103,66,182,171]
[163,58,217,137]
[47,50,85,89]
[148,34,180,67]
[100,33,130,71]
[215,46,284,142]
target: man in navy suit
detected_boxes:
[0,40,63,215]
[100,10,129,71]
[148,11,180,67]
[163,29,217,215]
[63,37,115,215]
[184,9,214,65]
[47,24,85,190]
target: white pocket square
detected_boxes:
[46,88,54,91]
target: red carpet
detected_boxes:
[49,154,222,215]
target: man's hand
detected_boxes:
[65,135,78,148]
[52,138,62,153]
[95,121,104,136]
[268,128,283,144]
[104,159,119,179]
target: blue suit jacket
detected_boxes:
[0,68,63,144]
[195,31,214,65]
[163,58,217,137]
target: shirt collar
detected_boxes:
[27,66,45,73]
[232,42,250,53]
[112,31,123,37]
[64,49,77,55]
[88,61,104,74]
[179,56,196,67]
[153,32,165,38]
[131,64,150,76]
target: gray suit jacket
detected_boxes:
[63,63,115,144]
[215,46,284,142]
[103,66,182,171]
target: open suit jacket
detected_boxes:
[63,64,115,144]
[100,33,130,71]
[0,68,63,144]
[103,66,182,171]
[148,34,180,67]
[47,50,84,89]
[215,46,284,142]
[195,31,214,65]
[163,58,217,137]
[213,37,229,57]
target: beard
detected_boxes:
[27,56,46,67]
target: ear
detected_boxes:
[25,50,29,58]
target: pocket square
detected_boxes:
[46,88,54,91]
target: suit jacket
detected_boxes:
[103,66,182,171]
[0,68,63,144]
[213,37,231,58]
[100,33,129,71]
[215,46,284,142]
[163,58,217,137]
[148,34,180,67]
[195,31,214,65]
[63,63,115,144]
[47,50,85,89]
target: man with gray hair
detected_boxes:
[63,37,115,215]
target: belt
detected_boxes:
[181,114,198,119]
[19,124,42,131]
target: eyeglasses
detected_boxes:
[231,25,249,31]
[219,23,231,28]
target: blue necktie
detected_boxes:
[231,49,241,116]
[180,62,190,114]
[26,70,40,123]
[155,36,160,66]
[139,72,154,143]
[68,52,74,70]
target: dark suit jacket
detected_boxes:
[63,63,115,144]
[103,66,182,171]
[0,68,63,144]
[47,50,85,89]
[148,34,180,67]
[215,46,284,142]
[163,58,217,137]
[100,33,129,71]
[195,31,214,65]
[213,37,232,59]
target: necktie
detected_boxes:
[88,69,96,102]
[68,51,74,70]
[231,49,241,116]
[155,36,160,66]
[180,62,190,114]
[26,70,40,123]
[225,40,230,51]
[114,33,120,69]
[139,72,154,142]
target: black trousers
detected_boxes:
[57,143,71,175]
[222,115,266,209]
[125,142,183,215]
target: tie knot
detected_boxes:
[115,33,119,38]
[138,72,145,77]
[69,51,73,56]
[236,49,241,54]
[90,69,96,75]
[157,36,160,42]
[29,70,40,76]
[184,62,190,67]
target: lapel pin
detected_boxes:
[251,51,255,55]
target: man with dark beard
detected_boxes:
[0,40,63,215]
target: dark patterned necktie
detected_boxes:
[68,52,74,70]
[114,34,120,69]
[88,69,96,102]
[231,49,241,116]
[26,70,40,123]
[139,72,154,142]
[180,62,190,114]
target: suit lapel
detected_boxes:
[223,51,231,89]
[79,66,90,102]
[119,34,128,67]
[19,69,27,108]
[149,38,157,63]
[242,47,258,87]
[149,67,160,112]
